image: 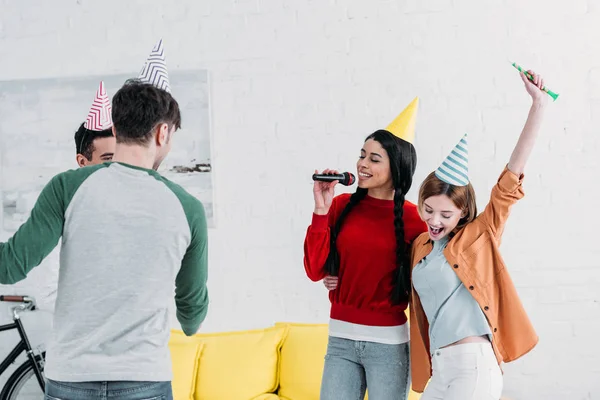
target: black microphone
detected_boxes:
[312,172,356,186]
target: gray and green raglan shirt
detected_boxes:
[0,162,209,382]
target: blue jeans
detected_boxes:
[320,336,410,400]
[44,379,173,400]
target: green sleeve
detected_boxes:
[0,166,103,284]
[162,181,209,336]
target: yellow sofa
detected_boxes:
[168,322,422,400]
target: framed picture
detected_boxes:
[0,69,215,231]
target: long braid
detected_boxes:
[324,188,368,276]
[391,188,410,304]
[391,137,416,305]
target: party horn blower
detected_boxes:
[511,62,559,101]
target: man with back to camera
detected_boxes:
[0,39,208,400]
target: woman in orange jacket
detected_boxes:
[408,69,547,399]
[324,69,548,399]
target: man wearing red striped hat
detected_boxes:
[74,80,116,167]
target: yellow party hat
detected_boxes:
[385,97,419,144]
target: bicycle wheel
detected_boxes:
[0,353,45,400]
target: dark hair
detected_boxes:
[418,171,477,230]
[324,129,417,304]
[111,79,181,146]
[74,122,114,159]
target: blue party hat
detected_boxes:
[435,134,469,186]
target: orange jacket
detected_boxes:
[409,166,538,393]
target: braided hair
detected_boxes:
[323,130,417,304]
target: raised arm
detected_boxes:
[303,169,340,282]
[480,70,548,240]
[507,70,548,175]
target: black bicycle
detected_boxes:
[0,295,46,400]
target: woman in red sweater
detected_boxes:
[303,99,427,400]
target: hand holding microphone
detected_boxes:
[312,169,356,215]
[312,171,355,186]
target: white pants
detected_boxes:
[421,342,503,400]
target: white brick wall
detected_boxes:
[0,0,599,398]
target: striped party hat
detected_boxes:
[138,39,171,93]
[84,81,112,131]
[435,134,469,186]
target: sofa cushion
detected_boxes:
[168,336,204,400]
[275,322,329,400]
[172,325,288,400]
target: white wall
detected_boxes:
[0,0,599,398]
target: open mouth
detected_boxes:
[358,172,372,178]
[429,225,444,236]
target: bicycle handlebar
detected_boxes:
[0,295,27,302]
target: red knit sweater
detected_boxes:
[304,193,427,326]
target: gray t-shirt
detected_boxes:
[0,162,209,382]
[412,235,491,354]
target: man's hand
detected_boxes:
[323,275,339,291]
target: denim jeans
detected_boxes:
[44,379,173,400]
[320,336,410,400]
